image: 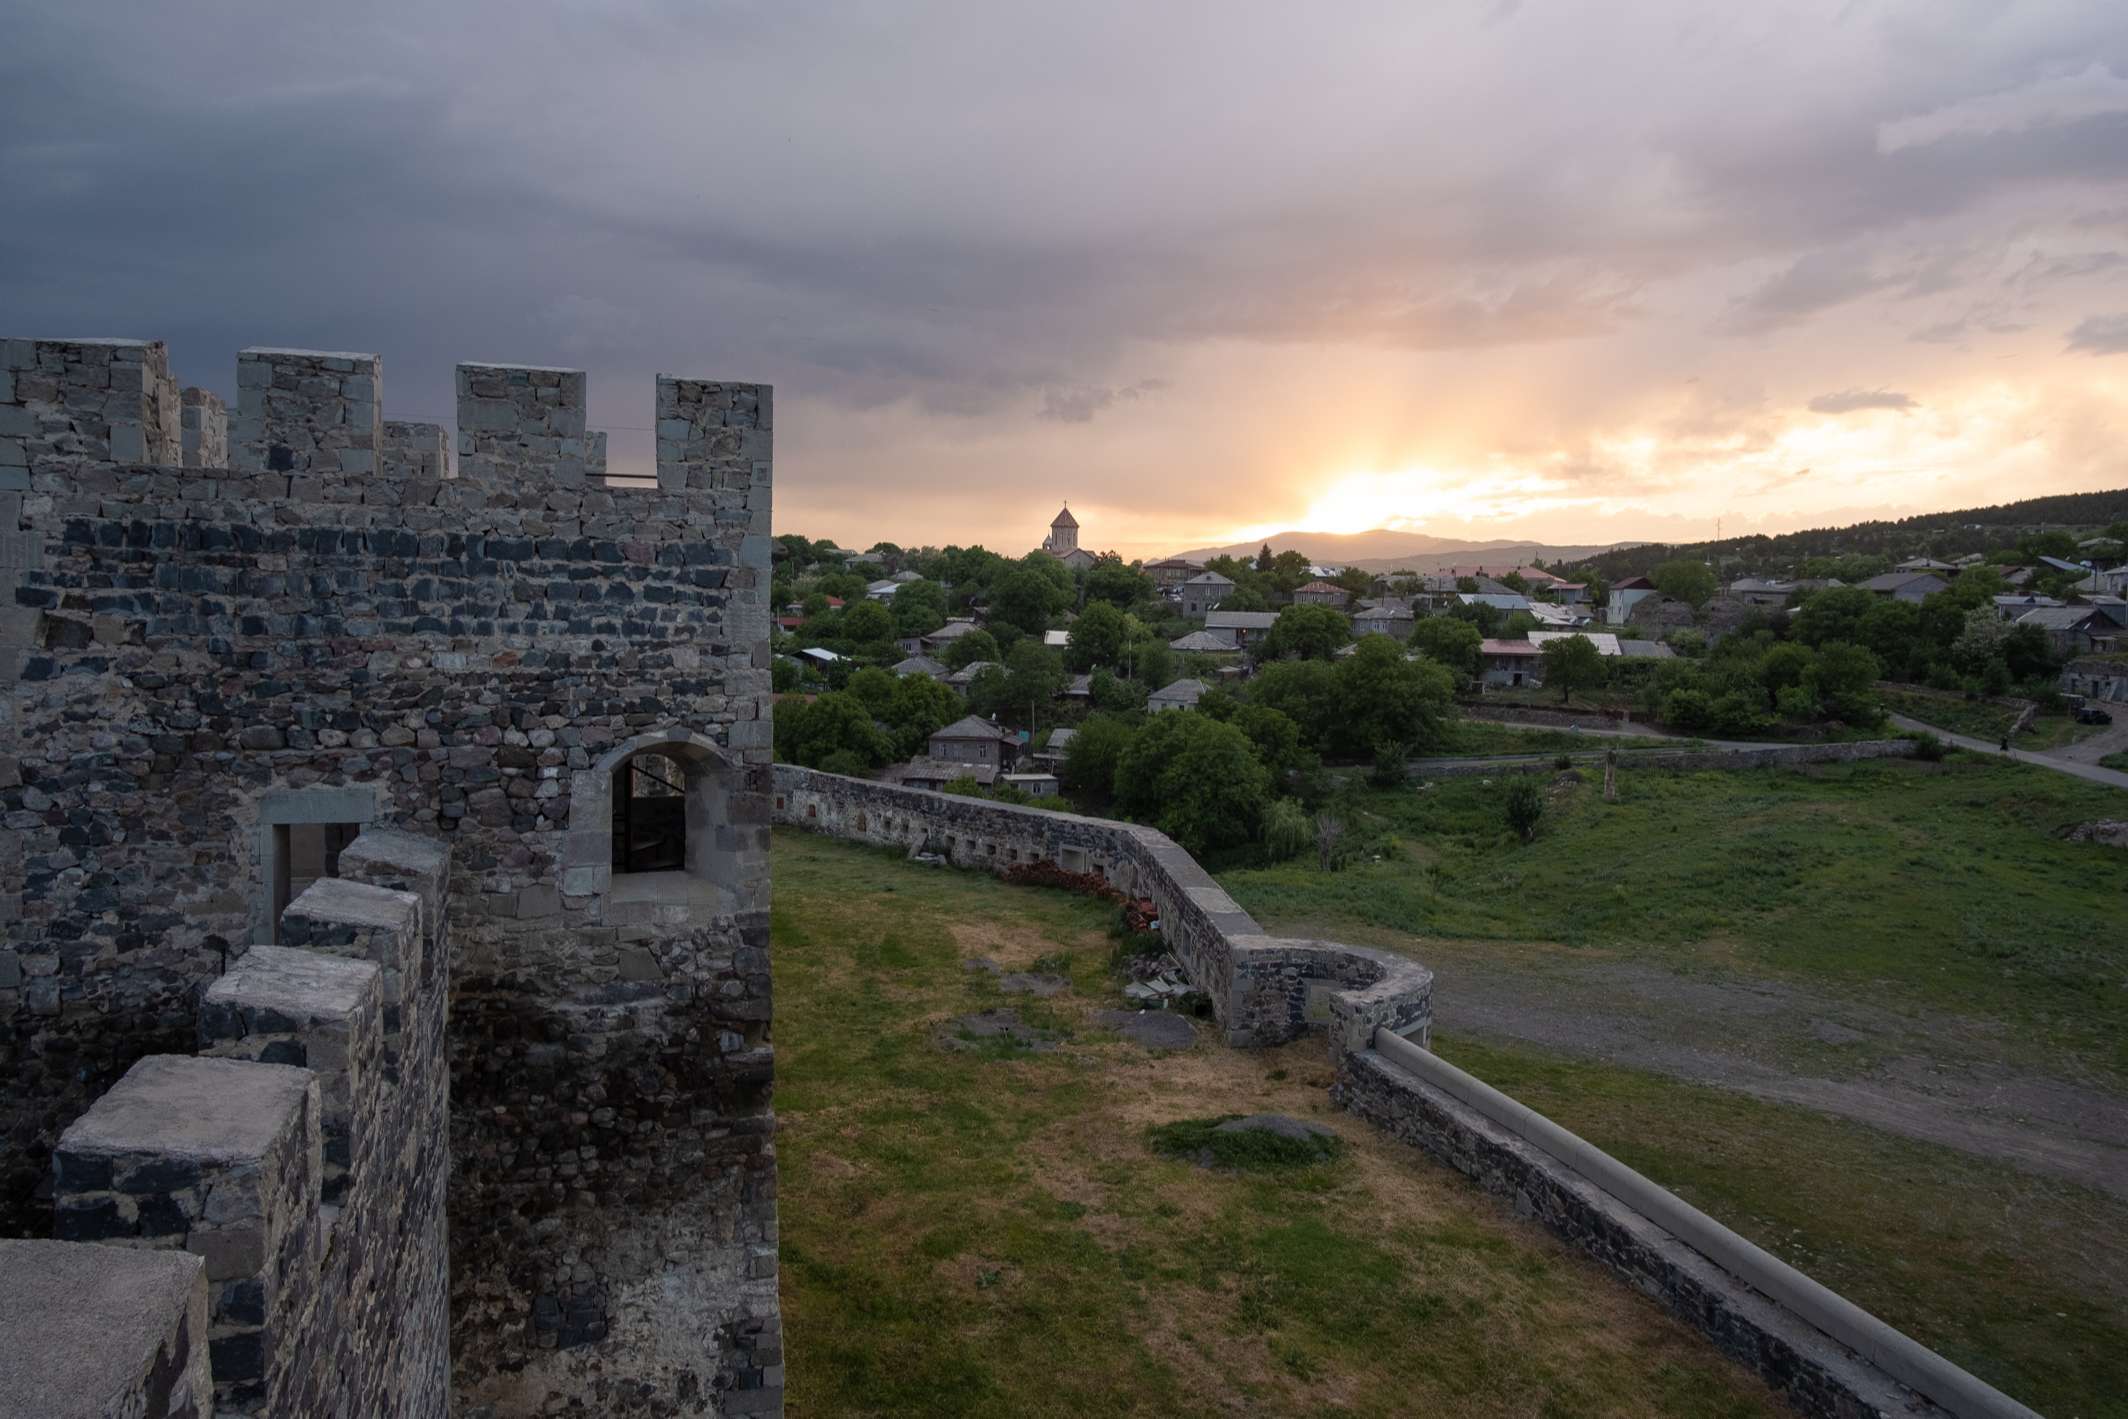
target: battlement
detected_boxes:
[0,336,181,474]
[8,828,454,1417]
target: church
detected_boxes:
[1039,503,1100,570]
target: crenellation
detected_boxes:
[232,346,383,476]
[455,360,608,484]
[0,337,181,474]
[181,385,228,468]
[383,418,452,479]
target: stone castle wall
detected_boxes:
[3,826,451,1417]
[769,765,1432,1055]
[1,338,779,1417]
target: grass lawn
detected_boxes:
[2102,751,2128,773]
[1444,721,1705,757]
[1432,1035,2128,1418]
[1220,757,2128,1075]
[2019,712,2108,751]
[771,829,1783,1418]
[1877,687,2026,741]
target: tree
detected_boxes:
[1001,641,1065,726]
[1084,561,1152,610]
[1260,604,1351,661]
[1792,586,1876,648]
[940,628,1000,669]
[1261,799,1312,863]
[1249,659,1342,750]
[1951,606,2007,678]
[1503,779,1545,843]
[890,580,948,638]
[1065,600,1130,672]
[1757,642,1813,706]
[1807,641,1882,724]
[1410,616,1482,679]
[1232,705,1309,782]
[845,666,898,717]
[991,567,1063,637]
[1539,634,1606,705]
[1334,635,1454,759]
[1062,714,1134,799]
[1219,583,1270,613]
[776,692,894,770]
[885,674,962,758]
[1653,558,1716,610]
[1088,668,1144,712]
[1112,712,1271,855]
[842,598,895,645]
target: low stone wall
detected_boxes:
[1459,702,1630,727]
[1415,737,1920,780]
[770,766,1432,1052]
[1336,1045,1957,1419]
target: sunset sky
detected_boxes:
[4,2,2126,558]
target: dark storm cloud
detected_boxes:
[1808,389,1919,414]
[2,1,2126,518]
[2066,314,2128,354]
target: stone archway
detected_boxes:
[562,729,750,920]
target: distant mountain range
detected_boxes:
[1166,529,1639,574]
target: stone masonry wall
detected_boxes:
[181,387,228,469]
[457,362,608,485]
[24,828,453,1417]
[1414,738,1922,780]
[232,347,383,475]
[770,765,1431,1055]
[1,337,181,470]
[1,337,779,1418]
[384,419,451,479]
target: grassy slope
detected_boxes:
[1444,721,1705,757]
[1222,757,2128,1073]
[772,830,1780,1418]
[1434,1036,2128,1418]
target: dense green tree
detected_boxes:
[1219,584,1270,613]
[1757,642,1813,705]
[885,674,963,757]
[991,567,1064,637]
[845,666,898,717]
[1653,558,1716,610]
[1088,668,1145,712]
[1260,604,1351,661]
[1806,641,1883,723]
[1792,586,1876,647]
[1248,659,1342,749]
[775,692,894,770]
[841,598,895,644]
[1084,561,1154,610]
[940,628,1001,669]
[816,571,867,602]
[890,580,948,638]
[1112,712,1271,855]
[771,658,802,693]
[1334,635,1454,758]
[1066,600,1130,672]
[1504,779,1545,843]
[1233,705,1309,781]
[1061,713,1134,799]
[1001,641,1066,725]
[1410,616,1482,679]
[2001,624,2058,683]
[1539,634,1607,705]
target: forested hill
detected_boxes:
[1560,486,2128,583]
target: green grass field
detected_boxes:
[1444,720,1705,757]
[1221,756,2128,1075]
[772,830,1782,1418]
[1432,1036,2128,1417]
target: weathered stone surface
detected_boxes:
[1094,1009,1195,1050]
[0,1238,212,1418]
[939,1009,1058,1053]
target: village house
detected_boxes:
[891,654,951,679]
[929,714,1017,769]
[1034,725,1077,766]
[1204,609,1278,651]
[1179,570,1236,619]
[1894,557,1959,573]
[1605,576,1659,624]
[1526,601,1593,628]
[1001,771,1061,798]
[923,618,986,653]
[2061,655,2128,704]
[865,578,903,601]
[1292,579,1350,607]
[1148,677,1209,712]
[1618,638,1677,661]
[2080,595,2128,628]
[1459,590,1531,614]
[1860,571,1948,602]
[1169,629,1237,655]
[1144,556,1204,588]
[1530,630,1622,657]
[2016,605,2114,656]
[1994,594,2064,621]
[945,660,999,689]
[1479,638,1542,687]
[1353,602,1416,638]
[891,758,998,791]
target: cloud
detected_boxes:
[1037,378,1166,423]
[1878,63,2128,154]
[2065,314,2128,355]
[1720,249,1893,334]
[1808,389,1918,414]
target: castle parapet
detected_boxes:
[233,347,383,477]
[181,385,228,468]
[0,337,181,472]
[0,1238,213,1417]
[456,361,607,484]
[382,418,452,479]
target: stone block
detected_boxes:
[0,1239,212,1419]
[280,877,422,1059]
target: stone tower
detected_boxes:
[1044,503,1078,554]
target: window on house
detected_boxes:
[271,821,360,926]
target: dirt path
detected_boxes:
[1420,947,2128,1197]
[1888,712,2128,789]
[2052,713,2128,767]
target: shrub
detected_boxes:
[1146,1116,1343,1170]
[1553,753,1574,770]
[1504,778,1545,843]
[1260,798,1313,863]
[1907,731,1947,762]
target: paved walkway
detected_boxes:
[1887,713,2128,790]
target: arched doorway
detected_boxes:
[569,729,753,922]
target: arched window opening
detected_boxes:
[613,752,688,874]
